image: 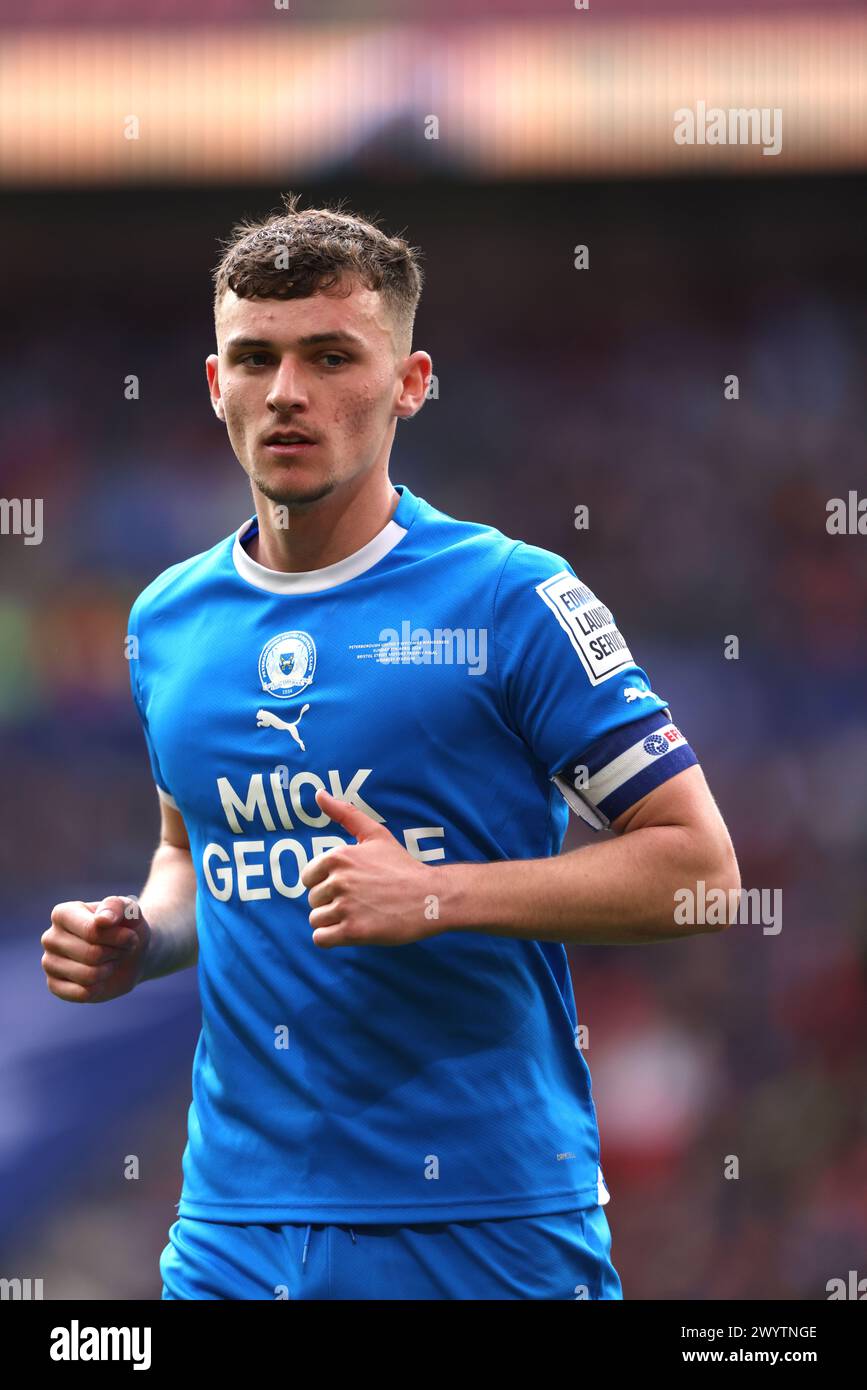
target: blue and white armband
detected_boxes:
[553,709,698,830]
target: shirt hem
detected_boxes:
[176,1185,605,1224]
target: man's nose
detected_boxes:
[266,358,309,411]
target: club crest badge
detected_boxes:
[258,631,316,699]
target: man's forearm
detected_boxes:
[136,844,199,981]
[436,824,740,945]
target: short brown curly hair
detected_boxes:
[212,191,425,357]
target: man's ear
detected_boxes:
[395,350,432,421]
[206,353,225,421]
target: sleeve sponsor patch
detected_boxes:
[535,569,634,686]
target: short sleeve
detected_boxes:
[127,599,177,807]
[493,543,698,829]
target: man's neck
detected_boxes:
[246,472,400,574]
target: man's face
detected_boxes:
[206,277,427,509]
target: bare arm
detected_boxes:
[135,795,198,981]
[434,764,741,944]
[301,766,741,949]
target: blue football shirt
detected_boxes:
[127,481,697,1222]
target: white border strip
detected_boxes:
[232,513,408,595]
[588,723,685,805]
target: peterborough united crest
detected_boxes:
[258,631,316,699]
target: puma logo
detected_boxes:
[256,703,310,751]
[623,685,657,703]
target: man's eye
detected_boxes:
[236,352,348,368]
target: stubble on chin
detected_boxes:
[250,469,337,512]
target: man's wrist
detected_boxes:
[431,862,476,934]
[135,905,197,981]
[135,915,160,983]
[427,859,538,939]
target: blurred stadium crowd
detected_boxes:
[0,176,865,1299]
[0,0,849,23]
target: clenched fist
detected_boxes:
[41,896,151,1004]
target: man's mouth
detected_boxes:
[262,429,319,453]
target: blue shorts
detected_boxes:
[160,1204,622,1300]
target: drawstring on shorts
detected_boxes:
[300,1223,357,1267]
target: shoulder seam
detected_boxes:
[491,539,526,734]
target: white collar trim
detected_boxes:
[232,509,408,595]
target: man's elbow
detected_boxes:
[697,839,741,933]
[666,827,741,936]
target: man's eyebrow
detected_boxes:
[297,331,365,349]
[225,330,365,352]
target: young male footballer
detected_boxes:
[42,194,740,1301]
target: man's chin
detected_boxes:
[252,471,336,510]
